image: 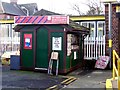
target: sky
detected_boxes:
[1,0,104,15]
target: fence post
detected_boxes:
[103,35,105,56]
[118,59,120,90]
[113,50,115,80]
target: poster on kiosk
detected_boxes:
[24,34,32,49]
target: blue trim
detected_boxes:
[38,16,44,23]
[20,17,26,23]
[15,17,20,23]
[44,19,48,23]
[32,16,38,23]
[26,17,32,23]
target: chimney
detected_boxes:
[10,0,17,4]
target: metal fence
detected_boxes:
[0,37,20,56]
[112,50,120,90]
[84,35,106,60]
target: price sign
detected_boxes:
[52,37,62,51]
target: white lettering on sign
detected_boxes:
[52,37,62,51]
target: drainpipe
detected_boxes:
[108,3,112,69]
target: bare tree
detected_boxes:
[85,0,103,15]
[72,0,103,15]
[72,4,85,15]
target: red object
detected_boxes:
[14,16,69,24]
[24,34,32,49]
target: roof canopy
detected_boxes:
[14,15,90,36]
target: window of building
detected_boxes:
[82,23,87,27]
[81,21,105,37]
[97,21,105,37]
[0,24,20,37]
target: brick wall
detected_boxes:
[105,4,120,55]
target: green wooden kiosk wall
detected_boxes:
[19,25,85,74]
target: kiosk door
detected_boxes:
[21,32,34,69]
[36,29,48,70]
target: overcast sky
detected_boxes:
[1,0,104,15]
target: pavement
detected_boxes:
[1,64,113,90]
[62,68,112,89]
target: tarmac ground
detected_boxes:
[2,65,68,90]
[1,64,112,90]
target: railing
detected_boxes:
[84,35,105,60]
[113,50,120,90]
[0,37,20,44]
[0,37,20,56]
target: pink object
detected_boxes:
[95,56,110,69]
[14,16,69,24]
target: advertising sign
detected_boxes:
[24,34,32,49]
[52,37,62,51]
[14,16,69,24]
[95,56,110,69]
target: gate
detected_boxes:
[84,35,106,60]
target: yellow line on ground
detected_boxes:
[46,85,58,90]
[106,78,113,90]
[46,76,76,90]
[61,77,73,84]
[65,78,77,85]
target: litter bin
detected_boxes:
[10,55,20,70]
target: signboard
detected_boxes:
[74,51,77,60]
[51,52,58,60]
[24,34,32,49]
[95,56,110,69]
[14,16,69,24]
[52,37,62,51]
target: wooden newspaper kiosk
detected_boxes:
[14,15,89,74]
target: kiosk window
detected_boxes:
[67,34,79,56]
